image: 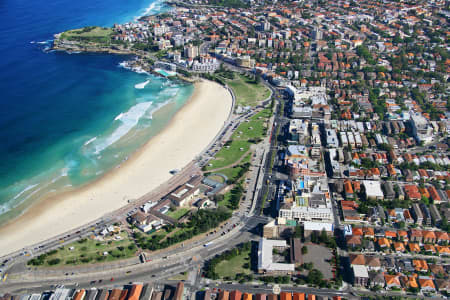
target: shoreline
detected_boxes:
[0,80,233,257]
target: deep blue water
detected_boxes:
[0,0,193,220]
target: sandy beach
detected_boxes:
[0,80,232,257]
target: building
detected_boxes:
[174,282,184,300]
[166,175,202,207]
[362,181,384,200]
[184,45,199,58]
[128,284,143,300]
[236,56,255,68]
[218,291,230,300]
[409,112,433,144]
[352,265,369,287]
[258,238,295,274]
[303,222,333,238]
[420,203,432,226]
[230,291,242,300]
[411,203,423,225]
[279,206,333,223]
[430,204,442,226]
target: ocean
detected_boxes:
[0,0,193,223]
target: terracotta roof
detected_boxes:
[418,278,435,290]
[408,243,421,252]
[422,230,436,239]
[409,229,423,238]
[384,274,401,287]
[365,256,381,268]
[363,227,374,237]
[423,244,436,253]
[377,237,390,248]
[349,254,365,265]
[436,245,450,254]
[385,231,397,238]
[413,260,428,272]
[352,227,363,236]
[435,231,449,241]
[394,242,405,252]
[397,230,408,238]
[401,275,418,289]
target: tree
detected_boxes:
[301,246,308,254]
[319,229,329,244]
[294,225,304,239]
[307,269,323,284]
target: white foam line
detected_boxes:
[135,80,150,89]
[84,137,97,146]
[12,184,39,201]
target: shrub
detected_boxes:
[48,258,61,265]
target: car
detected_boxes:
[90,280,96,284]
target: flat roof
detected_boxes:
[352,265,369,278]
[362,180,384,198]
[258,238,295,272]
[303,221,333,232]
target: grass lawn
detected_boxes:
[205,109,271,171]
[224,74,271,107]
[166,208,190,220]
[218,152,252,180]
[61,26,114,44]
[215,248,252,279]
[32,232,137,267]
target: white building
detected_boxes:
[257,238,295,274]
[279,206,333,222]
[362,180,384,200]
[410,112,433,144]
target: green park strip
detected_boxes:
[27,232,136,267]
[205,108,271,171]
[225,74,271,107]
[214,248,252,279]
[60,26,114,44]
[204,242,252,280]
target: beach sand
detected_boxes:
[0,80,232,256]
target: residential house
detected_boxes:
[413,260,428,272]
[365,256,382,271]
[435,279,450,294]
[369,272,385,288]
[400,275,418,291]
[422,230,436,243]
[409,229,423,243]
[411,204,423,225]
[346,235,362,249]
[393,242,406,253]
[384,274,401,289]
[408,243,421,253]
[435,231,449,244]
[418,276,436,293]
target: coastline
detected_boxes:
[0,80,233,257]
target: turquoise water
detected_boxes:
[0,0,194,223]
